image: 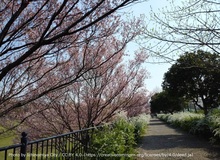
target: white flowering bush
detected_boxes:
[130,113,150,142]
[130,113,151,125]
[157,114,170,121]
[114,111,128,120]
[170,112,204,131]
[158,110,220,144]
[158,112,204,131]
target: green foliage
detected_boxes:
[89,114,150,160]
[213,118,220,143]
[150,91,185,114]
[202,109,220,143]
[189,109,220,144]
[163,50,220,115]
[190,117,213,139]
[90,120,135,160]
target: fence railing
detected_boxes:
[0,126,103,160]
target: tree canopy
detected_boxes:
[150,91,184,114]
[0,0,143,118]
[163,50,220,115]
[0,0,150,136]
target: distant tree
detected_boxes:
[150,91,184,114]
[163,50,220,115]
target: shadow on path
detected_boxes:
[136,118,220,160]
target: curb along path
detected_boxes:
[136,118,220,160]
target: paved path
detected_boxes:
[136,118,220,160]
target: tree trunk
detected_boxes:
[203,105,208,116]
[194,104,197,113]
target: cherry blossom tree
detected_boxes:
[0,0,147,133]
[14,45,150,139]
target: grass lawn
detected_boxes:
[0,126,19,159]
[0,134,17,147]
[0,126,18,147]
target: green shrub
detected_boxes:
[179,118,198,131]
[213,118,220,143]
[190,118,213,139]
[208,109,220,143]
[90,119,135,160]
[195,110,205,114]
[89,114,150,160]
[130,114,150,142]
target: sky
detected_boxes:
[123,0,174,92]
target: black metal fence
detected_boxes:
[0,126,102,160]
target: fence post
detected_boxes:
[20,132,27,160]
